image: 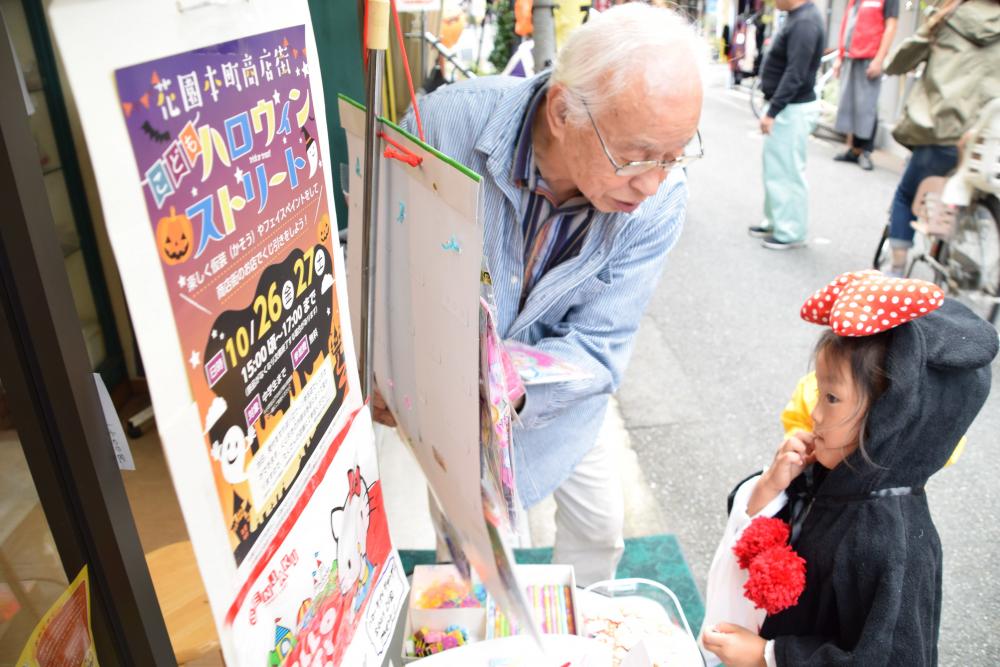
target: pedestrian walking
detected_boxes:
[748,0,825,249]
[831,0,899,171]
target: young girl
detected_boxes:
[700,270,998,667]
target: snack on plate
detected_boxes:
[583,596,701,666]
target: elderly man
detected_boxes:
[379,3,703,585]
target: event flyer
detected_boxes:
[48,5,405,661]
[114,26,348,566]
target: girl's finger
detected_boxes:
[713,622,745,634]
[782,451,802,466]
[797,431,817,446]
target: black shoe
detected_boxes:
[858,152,874,171]
[748,225,772,238]
[761,235,806,250]
[834,150,859,163]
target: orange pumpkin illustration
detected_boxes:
[156,206,193,265]
[318,213,331,244]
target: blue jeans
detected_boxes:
[889,146,959,247]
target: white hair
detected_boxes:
[551,3,707,125]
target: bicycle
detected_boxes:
[750,51,839,122]
[872,99,1000,326]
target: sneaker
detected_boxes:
[761,235,806,250]
[748,224,772,238]
[833,150,859,163]
[858,152,874,171]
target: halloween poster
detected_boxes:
[114,26,348,566]
[51,4,405,663]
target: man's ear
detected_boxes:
[546,84,571,141]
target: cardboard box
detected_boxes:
[401,563,581,663]
[487,564,581,639]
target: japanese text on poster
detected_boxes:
[115,26,349,566]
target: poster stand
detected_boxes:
[360,0,390,398]
[49,1,407,663]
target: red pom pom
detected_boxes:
[733,517,791,570]
[743,545,806,615]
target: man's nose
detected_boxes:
[631,168,668,198]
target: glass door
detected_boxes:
[0,405,70,664]
[1,7,174,663]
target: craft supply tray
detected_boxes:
[402,564,580,663]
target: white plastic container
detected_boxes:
[580,578,705,667]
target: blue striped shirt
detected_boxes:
[404,74,688,507]
[512,76,596,304]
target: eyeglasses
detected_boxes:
[584,104,704,177]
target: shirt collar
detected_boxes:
[512,74,593,212]
[512,75,551,188]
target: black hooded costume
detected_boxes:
[754,299,997,665]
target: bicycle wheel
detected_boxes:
[873,224,891,271]
[872,223,941,283]
[942,195,1000,325]
[750,78,766,119]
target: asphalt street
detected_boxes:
[617,65,1000,665]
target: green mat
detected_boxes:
[398,534,705,632]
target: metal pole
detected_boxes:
[419,10,427,89]
[475,7,490,74]
[532,0,557,72]
[360,0,390,400]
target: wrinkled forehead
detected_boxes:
[594,81,701,146]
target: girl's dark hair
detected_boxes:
[813,330,891,466]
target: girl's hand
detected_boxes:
[702,623,767,667]
[748,432,816,515]
[762,432,816,494]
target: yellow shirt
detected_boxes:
[781,371,966,467]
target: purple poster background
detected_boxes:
[115,26,350,565]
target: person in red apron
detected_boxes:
[832,0,899,171]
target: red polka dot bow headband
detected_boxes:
[801,270,945,336]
